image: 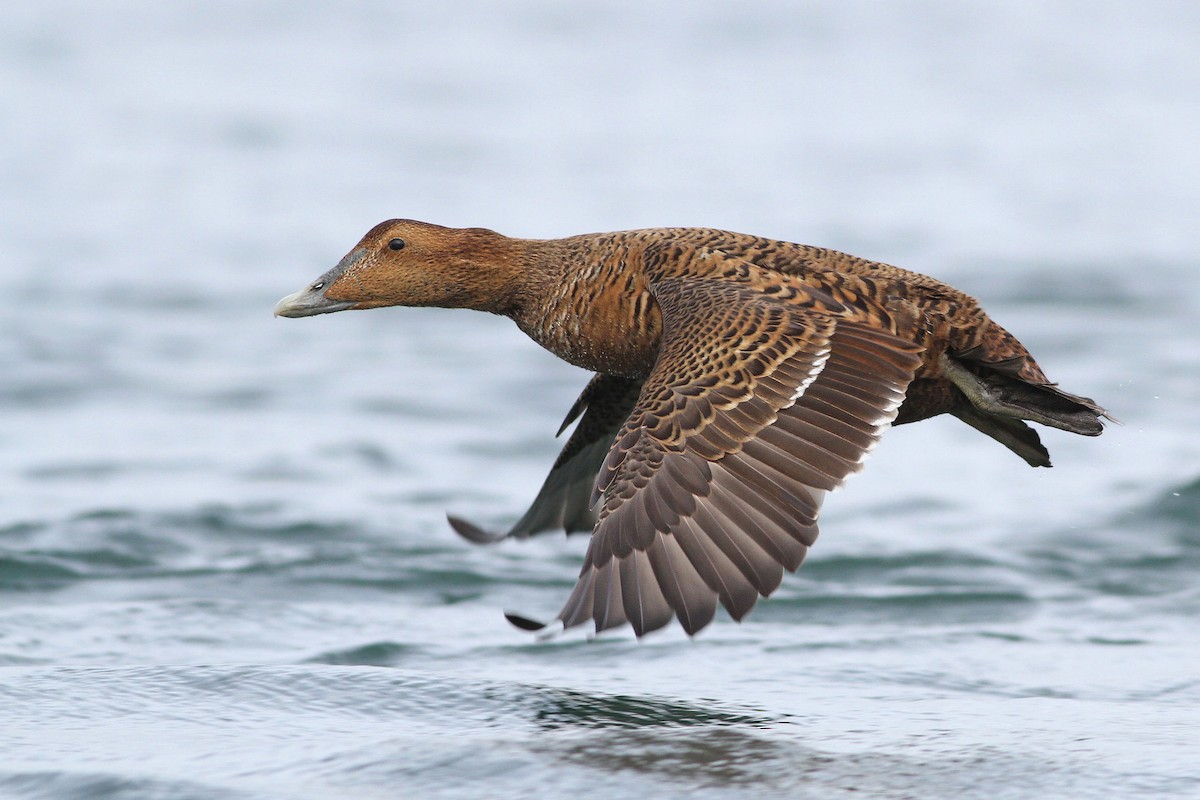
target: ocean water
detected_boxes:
[2,1,1199,798]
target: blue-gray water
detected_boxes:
[2,2,1199,798]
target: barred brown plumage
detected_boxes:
[276,219,1112,638]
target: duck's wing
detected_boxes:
[521,260,923,637]
[448,373,642,543]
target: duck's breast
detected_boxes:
[523,242,663,378]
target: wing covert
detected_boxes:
[544,254,923,637]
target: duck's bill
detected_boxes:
[274,286,356,318]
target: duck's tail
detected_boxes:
[940,352,1113,467]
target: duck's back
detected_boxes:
[576,228,1037,383]
[545,228,1106,466]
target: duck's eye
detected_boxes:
[388,238,406,251]
[310,280,325,291]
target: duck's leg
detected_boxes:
[949,404,1051,467]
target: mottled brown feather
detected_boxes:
[555,258,923,635]
[278,219,1112,638]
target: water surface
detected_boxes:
[2,2,1198,798]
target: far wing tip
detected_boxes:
[504,611,550,631]
[447,514,507,545]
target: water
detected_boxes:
[2,1,1199,798]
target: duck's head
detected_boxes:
[274,219,515,318]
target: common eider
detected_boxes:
[275,220,1110,637]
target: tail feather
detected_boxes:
[938,351,1111,467]
[979,375,1109,436]
[941,353,1111,437]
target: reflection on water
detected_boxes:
[542,727,809,787]
[529,687,772,731]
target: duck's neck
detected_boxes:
[493,236,571,322]
[430,230,547,319]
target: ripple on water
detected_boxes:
[1019,475,1200,604]
[0,772,273,800]
[0,503,581,615]
[304,641,420,667]
[1140,475,1200,545]
[0,665,1155,800]
[758,589,1036,628]
[0,505,383,594]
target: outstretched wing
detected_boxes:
[540,261,923,637]
[448,373,642,543]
